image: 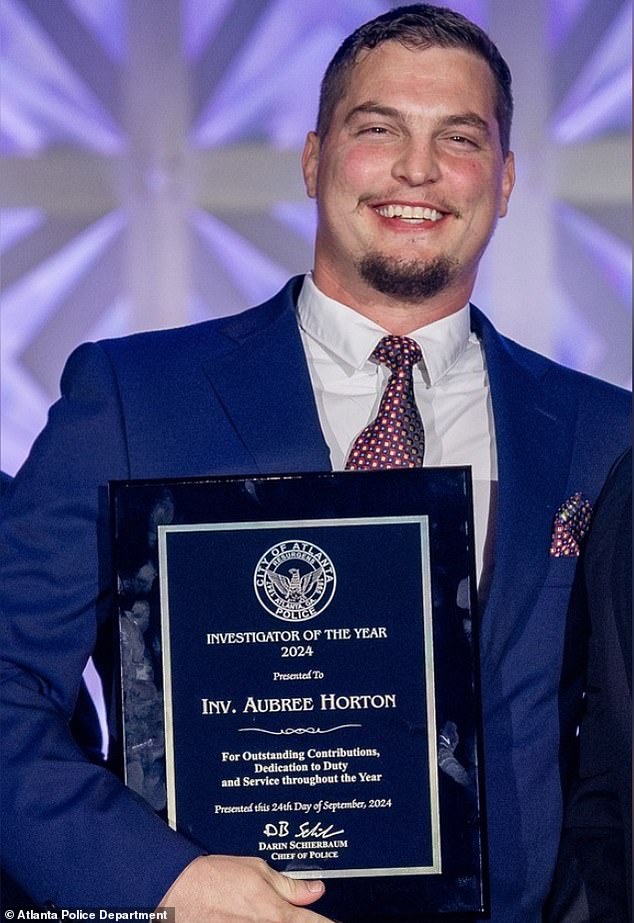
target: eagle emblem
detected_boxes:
[254,541,336,622]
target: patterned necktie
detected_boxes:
[345,335,425,470]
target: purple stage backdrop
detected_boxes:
[1,0,631,476]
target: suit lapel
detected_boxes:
[202,279,332,475]
[471,307,579,658]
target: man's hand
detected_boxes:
[159,855,334,922]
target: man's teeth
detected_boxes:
[375,204,443,221]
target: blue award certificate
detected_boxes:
[111,468,486,918]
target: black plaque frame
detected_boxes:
[110,468,487,920]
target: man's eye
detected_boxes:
[358,126,389,135]
[449,135,477,146]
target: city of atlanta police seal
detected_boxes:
[253,540,336,622]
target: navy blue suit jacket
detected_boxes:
[1,277,631,918]
[545,448,632,922]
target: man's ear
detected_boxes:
[301,131,320,199]
[499,150,515,218]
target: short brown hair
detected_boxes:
[317,3,513,155]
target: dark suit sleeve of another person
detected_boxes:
[544,447,632,922]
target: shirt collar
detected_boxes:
[297,273,472,385]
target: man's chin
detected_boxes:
[357,254,457,302]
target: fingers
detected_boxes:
[267,867,325,907]
[159,854,334,922]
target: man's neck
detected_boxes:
[311,266,474,334]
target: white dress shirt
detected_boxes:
[296,273,498,596]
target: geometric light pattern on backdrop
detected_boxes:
[550,0,632,387]
[1,0,631,476]
[552,0,632,142]
[1,0,123,153]
[555,203,631,386]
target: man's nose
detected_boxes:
[391,138,440,185]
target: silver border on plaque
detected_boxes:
[158,515,440,879]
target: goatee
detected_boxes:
[358,254,457,302]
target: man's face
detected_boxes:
[302,41,515,319]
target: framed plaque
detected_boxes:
[111,468,487,920]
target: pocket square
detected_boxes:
[549,492,593,557]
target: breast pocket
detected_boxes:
[541,554,580,588]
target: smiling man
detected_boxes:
[0,5,630,923]
[302,42,514,329]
